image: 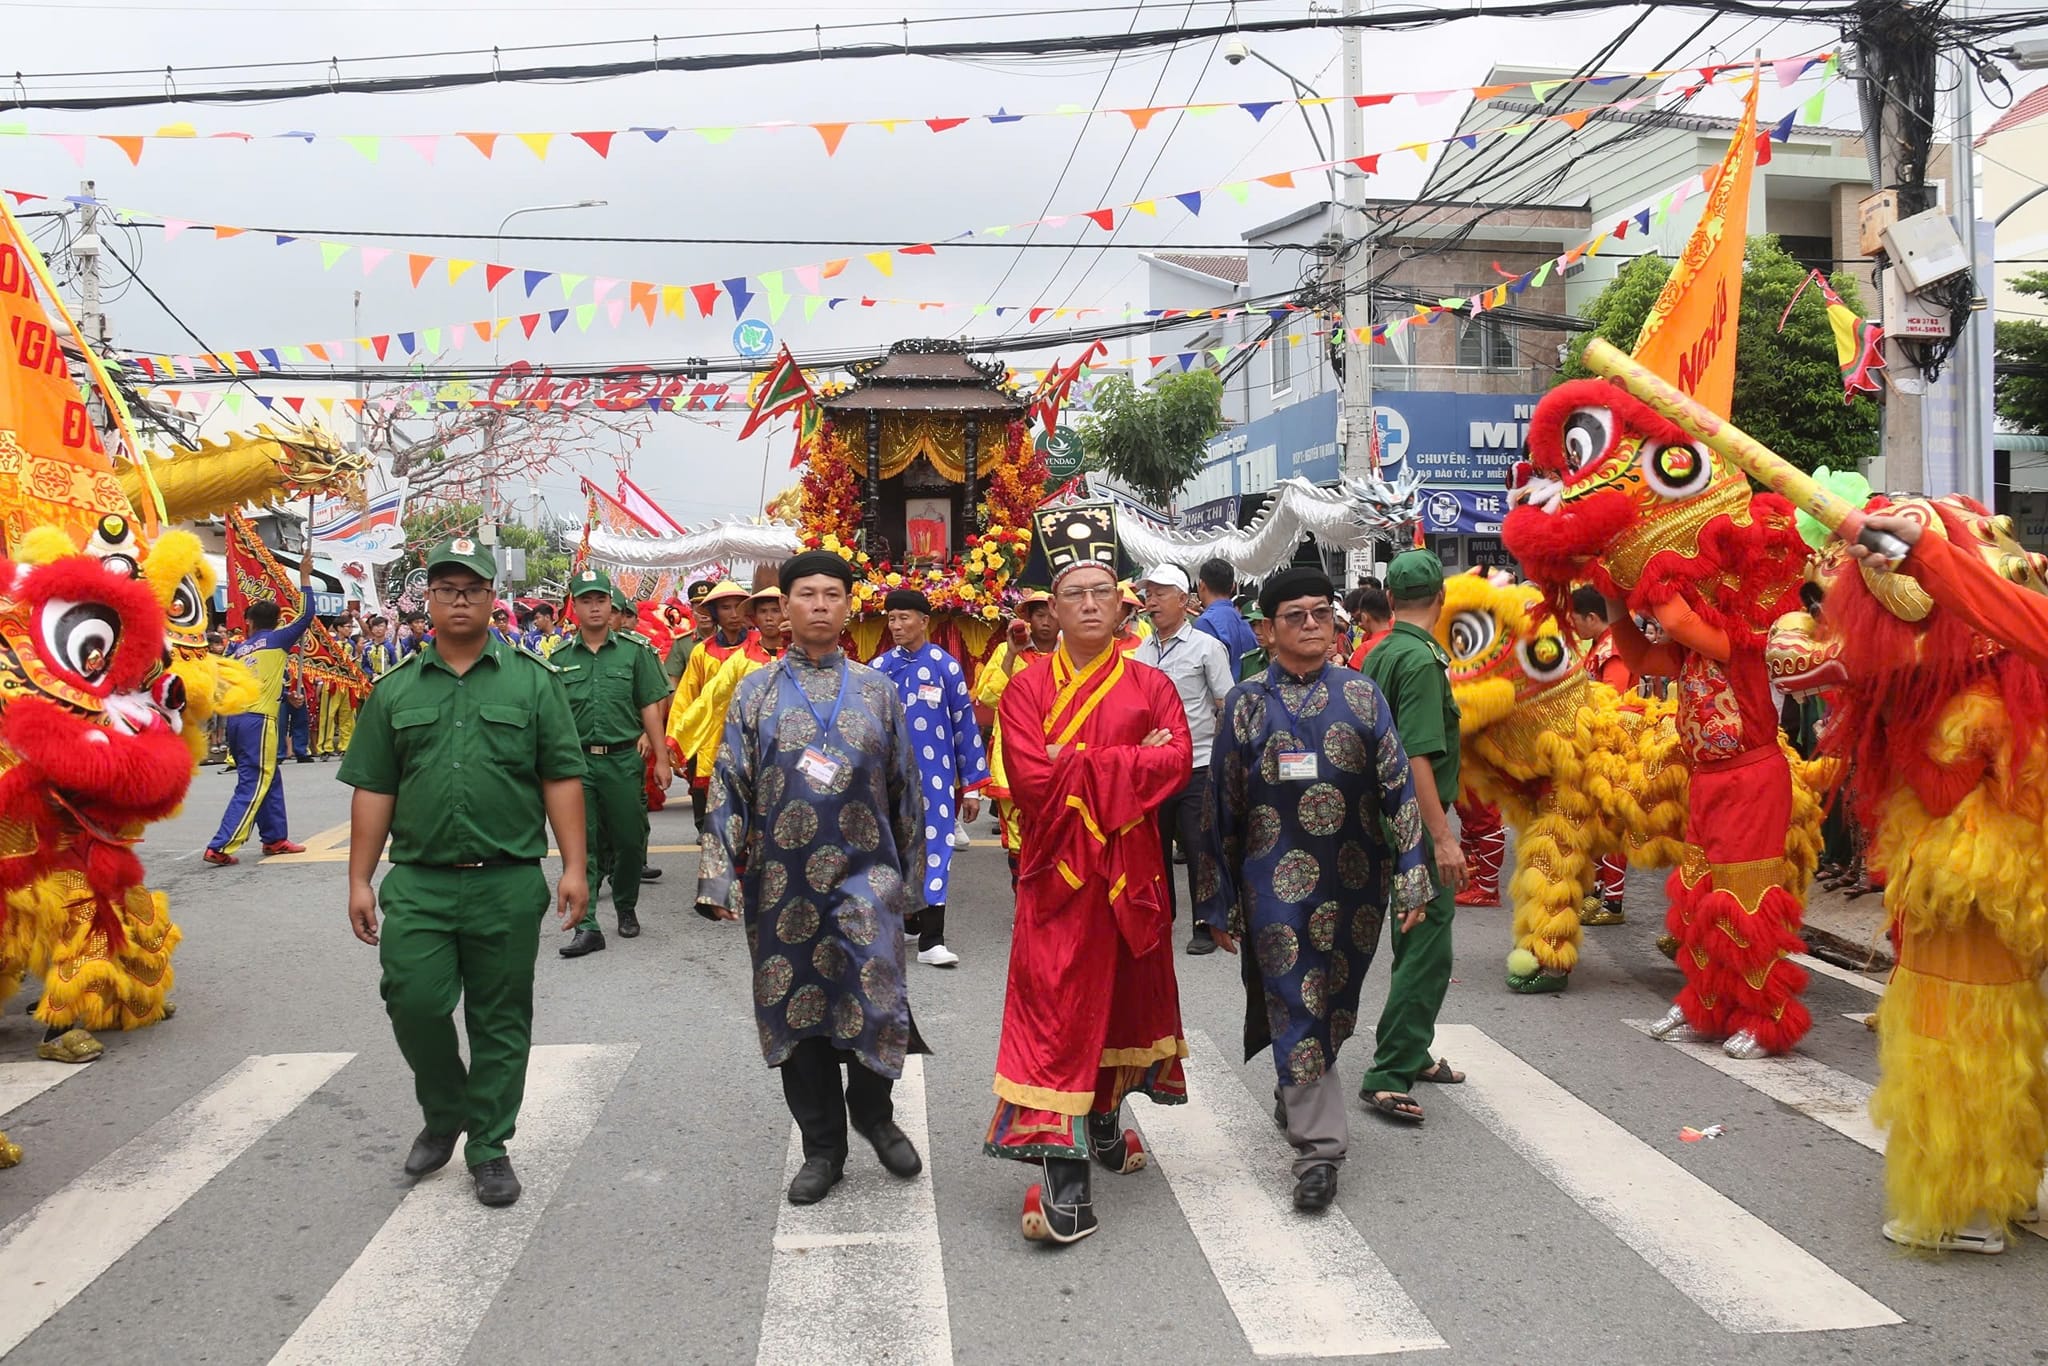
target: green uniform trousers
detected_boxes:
[579,747,647,931]
[378,862,548,1168]
[1360,832,1457,1097]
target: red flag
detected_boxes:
[737,343,814,440]
[1031,339,1107,435]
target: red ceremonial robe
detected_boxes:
[985,643,1194,1161]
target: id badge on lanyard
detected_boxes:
[1263,673,1324,782]
[780,660,851,792]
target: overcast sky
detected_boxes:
[8,0,1862,527]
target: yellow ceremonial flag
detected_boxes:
[1631,71,1759,418]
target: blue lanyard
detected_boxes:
[779,657,851,743]
[1261,662,1329,733]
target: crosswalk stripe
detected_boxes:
[0,1051,354,1356]
[1623,1020,1885,1151]
[757,1054,951,1366]
[1138,1030,1446,1359]
[270,1043,638,1366]
[1432,1023,1901,1334]
[1793,953,1887,997]
[0,1058,78,1118]
[1629,1020,2048,1241]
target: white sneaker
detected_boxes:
[1882,1216,2005,1255]
[949,822,972,850]
[918,944,961,968]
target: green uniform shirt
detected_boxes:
[1362,619,1460,800]
[663,635,696,688]
[553,629,671,745]
[337,637,587,865]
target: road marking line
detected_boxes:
[1433,1023,1901,1334]
[1629,1020,2048,1243]
[269,1043,637,1366]
[0,1059,78,1119]
[1624,1020,1884,1150]
[1844,1012,1875,1026]
[1140,1030,1446,1359]
[1793,952,1887,997]
[0,1052,354,1357]
[757,1054,950,1366]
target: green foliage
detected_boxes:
[387,502,569,591]
[1075,368,1225,506]
[1557,235,1878,475]
[1994,270,2048,433]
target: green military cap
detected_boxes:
[1242,603,1266,622]
[609,584,632,612]
[569,565,613,599]
[1385,548,1446,602]
[426,535,496,581]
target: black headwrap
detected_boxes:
[778,550,857,594]
[1258,567,1335,620]
[883,587,932,615]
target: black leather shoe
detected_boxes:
[472,1156,522,1207]
[559,928,606,958]
[402,1127,459,1177]
[640,866,663,881]
[617,911,641,939]
[859,1120,923,1178]
[1293,1163,1339,1211]
[1186,925,1217,956]
[787,1155,844,1205]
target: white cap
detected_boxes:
[1136,564,1190,592]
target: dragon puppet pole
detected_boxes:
[1579,339,1911,563]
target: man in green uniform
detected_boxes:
[1358,549,1471,1124]
[557,567,673,958]
[664,578,715,688]
[341,536,590,1208]
[608,582,670,886]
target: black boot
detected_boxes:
[1086,1107,1147,1174]
[1023,1156,1097,1245]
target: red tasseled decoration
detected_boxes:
[1628,493,1810,646]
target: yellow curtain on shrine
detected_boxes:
[876,413,968,482]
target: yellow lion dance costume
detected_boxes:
[1438,570,1828,995]
[1774,494,2048,1254]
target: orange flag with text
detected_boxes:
[1630,71,1760,418]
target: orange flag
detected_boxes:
[0,201,140,548]
[1631,70,1758,417]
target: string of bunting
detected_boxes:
[2,53,1830,166]
[129,101,1819,425]
[67,64,1835,385]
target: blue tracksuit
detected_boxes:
[210,595,316,854]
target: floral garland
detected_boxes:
[796,417,1042,624]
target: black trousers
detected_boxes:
[778,1036,895,1163]
[1155,765,1207,920]
[919,903,946,952]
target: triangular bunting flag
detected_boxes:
[407,253,435,286]
[573,130,614,157]
[516,132,552,160]
[484,263,515,292]
[461,132,498,157]
[723,276,757,316]
[812,123,850,155]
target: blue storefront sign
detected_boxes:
[1417,487,1510,535]
[1191,389,1541,508]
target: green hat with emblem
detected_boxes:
[1385,548,1446,602]
[426,535,496,581]
[609,584,632,612]
[569,565,613,599]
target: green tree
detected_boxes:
[1993,270,2048,432]
[385,502,569,595]
[1557,235,1879,475]
[1075,368,1225,506]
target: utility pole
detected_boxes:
[1338,0,1377,581]
[74,179,113,444]
[1854,2,1936,495]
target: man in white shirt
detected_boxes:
[1134,564,1234,955]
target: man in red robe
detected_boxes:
[985,503,1195,1246]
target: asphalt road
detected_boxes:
[2,760,2043,1366]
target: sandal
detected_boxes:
[1416,1058,1465,1085]
[1366,1090,1425,1123]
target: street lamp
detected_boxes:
[1223,39,1339,200]
[483,199,605,562]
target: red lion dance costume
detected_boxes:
[1774,494,2048,1253]
[1504,380,1811,1057]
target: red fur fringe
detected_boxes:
[1629,494,1808,645]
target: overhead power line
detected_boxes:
[2,1,1889,111]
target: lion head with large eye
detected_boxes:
[1433,570,1586,740]
[0,516,193,828]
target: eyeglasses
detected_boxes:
[1276,605,1336,629]
[428,585,492,605]
[1055,584,1120,603]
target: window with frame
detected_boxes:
[1270,326,1293,394]
[1456,294,1517,371]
